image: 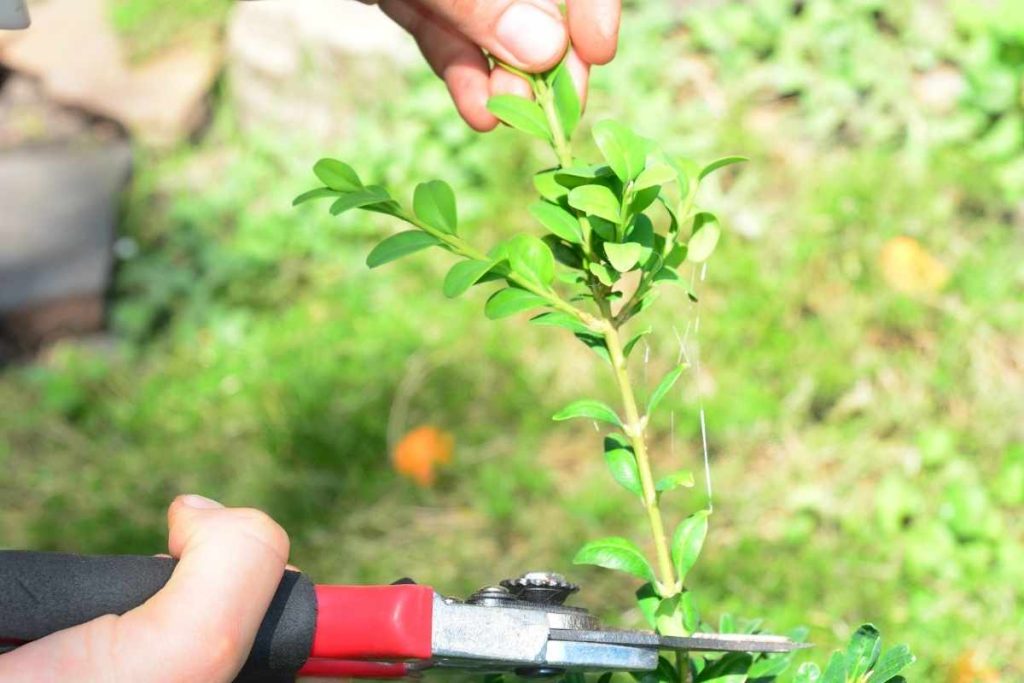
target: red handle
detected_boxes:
[307,584,434,662]
[298,659,410,678]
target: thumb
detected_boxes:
[417,0,569,72]
[0,495,290,683]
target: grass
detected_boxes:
[2,3,1023,680]
[108,0,232,62]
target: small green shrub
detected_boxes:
[298,50,915,681]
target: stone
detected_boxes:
[0,73,120,149]
[0,139,132,313]
[226,0,418,140]
[0,0,220,146]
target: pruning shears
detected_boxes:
[0,553,803,680]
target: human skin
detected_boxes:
[0,495,291,683]
[376,0,622,130]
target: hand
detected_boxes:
[377,0,621,131]
[0,496,290,683]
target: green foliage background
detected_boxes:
[2,0,1022,679]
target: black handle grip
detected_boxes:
[0,551,316,682]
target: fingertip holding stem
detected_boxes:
[567,0,620,65]
[494,1,568,71]
[445,63,499,131]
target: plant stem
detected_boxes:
[602,320,678,595]
[531,62,678,596]
[534,78,574,168]
[402,212,597,326]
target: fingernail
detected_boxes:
[181,494,223,509]
[495,2,566,68]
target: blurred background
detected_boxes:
[1,0,1022,679]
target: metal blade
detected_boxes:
[549,629,809,654]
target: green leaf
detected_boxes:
[870,645,915,682]
[654,595,686,637]
[443,259,494,298]
[529,202,583,244]
[699,155,748,181]
[637,290,659,314]
[655,470,695,493]
[749,655,794,679]
[555,164,615,189]
[605,242,646,273]
[628,214,656,248]
[635,583,660,629]
[695,652,753,683]
[634,161,677,191]
[588,219,615,244]
[846,624,881,678]
[486,94,551,141]
[534,169,568,202]
[604,433,641,497]
[593,120,648,182]
[575,333,612,365]
[647,363,686,415]
[362,200,404,218]
[329,187,391,216]
[551,64,581,139]
[484,288,549,319]
[687,213,721,263]
[573,536,655,582]
[568,185,622,223]
[314,158,362,191]
[292,187,340,206]
[669,156,699,199]
[788,626,811,644]
[653,267,681,285]
[544,235,584,269]
[413,180,458,234]
[530,311,590,335]
[623,328,652,358]
[366,231,442,268]
[553,399,622,426]
[633,657,678,683]
[819,652,848,683]
[597,674,614,683]
[665,243,688,268]
[588,262,616,286]
[680,589,700,632]
[508,234,555,285]
[748,654,793,678]
[794,662,822,683]
[630,186,662,214]
[671,509,710,582]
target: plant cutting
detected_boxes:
[297,52,915,683]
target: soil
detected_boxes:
[0,66,123,150]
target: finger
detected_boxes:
[566,0,620,65]
[413,0,568,72]
[490,66,533,98]
[0,495,290,683]
[566,47,591,110]
[380,0,498,131]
